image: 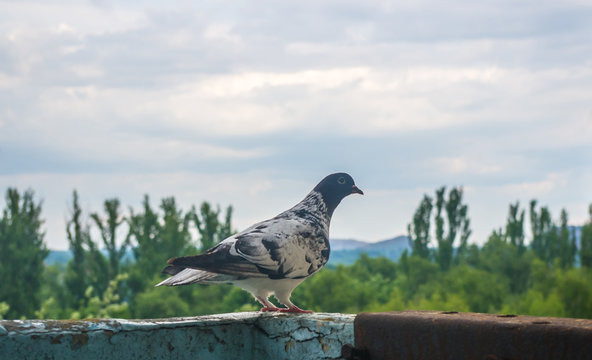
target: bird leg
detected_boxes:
[256,296,281,312]
[274,293,313,313]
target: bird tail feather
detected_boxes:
[155,268,219,287]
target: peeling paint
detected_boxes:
[0,312,354,360]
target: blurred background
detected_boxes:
[1,0,591,320]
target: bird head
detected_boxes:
[313,172,363,216]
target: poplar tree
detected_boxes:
[530,200,554,263]
[580,204,592,268]
[558,209,575,269]
[436,187,471,270]
[505,202,525,253]
[65,191,110,307]
[407,195,433,259]
[408,186,471,269]
[0,189,48,318]
[91,198,127,281]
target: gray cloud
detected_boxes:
[1,0,591,249]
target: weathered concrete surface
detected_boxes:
[354,311,592,360]
[0,312,354,360]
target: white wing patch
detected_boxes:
[232,217,326,279]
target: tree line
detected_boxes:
[0,187,591,320]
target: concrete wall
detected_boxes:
[0,312,354,360]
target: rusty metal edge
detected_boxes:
[353,311,592,360]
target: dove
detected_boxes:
[156,172,363,313]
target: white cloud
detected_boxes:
[1,0,591,250]
[432,157,502,175]
[203,23,242,45]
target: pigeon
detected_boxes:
[156,172,363,313]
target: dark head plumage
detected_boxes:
[313,172,363,217]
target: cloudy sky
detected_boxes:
[1,0,591,250]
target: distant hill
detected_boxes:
[45,250,71,266]
[328,235,410,265]
[330,239,369,251]
[44,249,135,266]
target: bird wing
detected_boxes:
[167,216,324,280]
[155,268,219,286]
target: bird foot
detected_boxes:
[277,307,314,314]
[259,306,282,312]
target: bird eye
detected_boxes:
[337,177,346,184]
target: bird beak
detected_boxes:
[351,185,364,195]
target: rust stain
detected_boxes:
[50,334,63,345]
[320,338,330,353]
[284,340,294,352]
[71,333,89,350]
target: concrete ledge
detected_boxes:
[0,312,354,360]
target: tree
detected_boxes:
[434,187,445,254]
[408,186,471,269]
[126,195,162,295]
[126,196,236,311]
[557,209,575,269]
[91,198,127,281]
[65,191,110,308]
[529,200,555,263]
[437,187,471,270]
[190,202,234,252]
[159,197,195,258]
[505,202,525,253]
[581,204,592,268]
[65,190,91,306]
[126,195,196,304]
[479,228,532,294]
[407,195,433,259]
[0,189,49,318]
[0,302,9,319]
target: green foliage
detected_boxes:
[440,187,471,269]
[505,201,526,253]
[135,286,191,318]
[64,191,110,310]
[529,202,578,268]
[503,289,566,317]
[1,187,591,321]
[71,273,130,319]
[0,302,9,319]
[557,209,575,269]
[126,195,196,298]
[408,186,471,270]
[530,200,555,263]
[477,229,533,293]
[91,198,128,281]
[190,202,234,251]
[408,195,432,259]
[556,267,592,318]
[0,189,49,319]
[443,266,508,313]
[581,205,592,268]
[36,264,69,319]
[125,195,235,317]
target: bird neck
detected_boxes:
[292,191,333,225]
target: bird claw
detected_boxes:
[277,307,314,314]
[259,306,282,312]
